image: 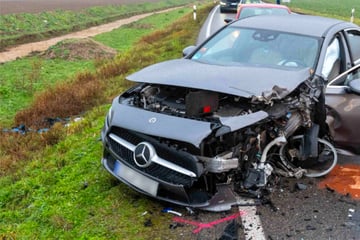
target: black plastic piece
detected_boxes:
[219,220,239,240]
[185,91,219,116]
[243,168,265,189]
[303,124,319,159]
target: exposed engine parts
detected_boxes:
[120,82,338,198]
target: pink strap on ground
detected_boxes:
[173,211,245,234]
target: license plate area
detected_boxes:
[114,160,159,196]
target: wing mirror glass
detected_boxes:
[182,45,196,57]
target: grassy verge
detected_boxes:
[0,0,195,50]
[0,7,192,128]
[278,0,360,25]
[1,109,172,239]
[0,3,212,239]
[0,59,95,127]
[93,7,191,52]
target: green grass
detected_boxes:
[0,3,211,238]
[0,107,175,239]
[280,0,360,25]
[93,8,191,52]
[0,8,192,128]
[0,0,195,50]
[0,58,95,126]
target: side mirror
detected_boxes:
[348,78,360,94]
[224,18,234,24]
[182,45,196,57]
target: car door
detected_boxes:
[326,64,360,154]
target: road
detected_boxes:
[196,5,229,45]
[198,5,360,239]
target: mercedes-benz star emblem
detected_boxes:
[133,142,155,168]
[148,117,157,124]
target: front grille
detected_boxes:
[107,129,198,187]
[111,127,200,171]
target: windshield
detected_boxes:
[191,27,320,69]
[239,7,289,19]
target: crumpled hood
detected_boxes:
[127,59,312,98]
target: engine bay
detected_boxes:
[123,84,261,120]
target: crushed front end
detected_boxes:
[101,84,253,210]
[101,77,335,211]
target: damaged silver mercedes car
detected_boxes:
[101,14,360,211]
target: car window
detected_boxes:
[192,28,241,59]
[322,37,340,80]
[344,66,360,85]
[346,30,360,65]
[192,27,320,69]
[328,65,360,86]
[239,8,289,19]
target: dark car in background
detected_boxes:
[220,0,240,13]
[101,15,360,211]
[239,0,261,3]
[220,0,261,13]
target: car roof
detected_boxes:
[231,14,357,37]
[240,0,261,3]
[239,3,290,10]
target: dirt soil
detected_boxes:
[0,0,164,14]
[0,8,176,63]
[41,38,117,60]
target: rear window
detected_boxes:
[239,7,289,19]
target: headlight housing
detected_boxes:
[105,106,113,128]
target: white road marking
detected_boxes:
[237,199,266,240]
[206,5,219,38]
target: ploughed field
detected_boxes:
[0,0,164,14]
